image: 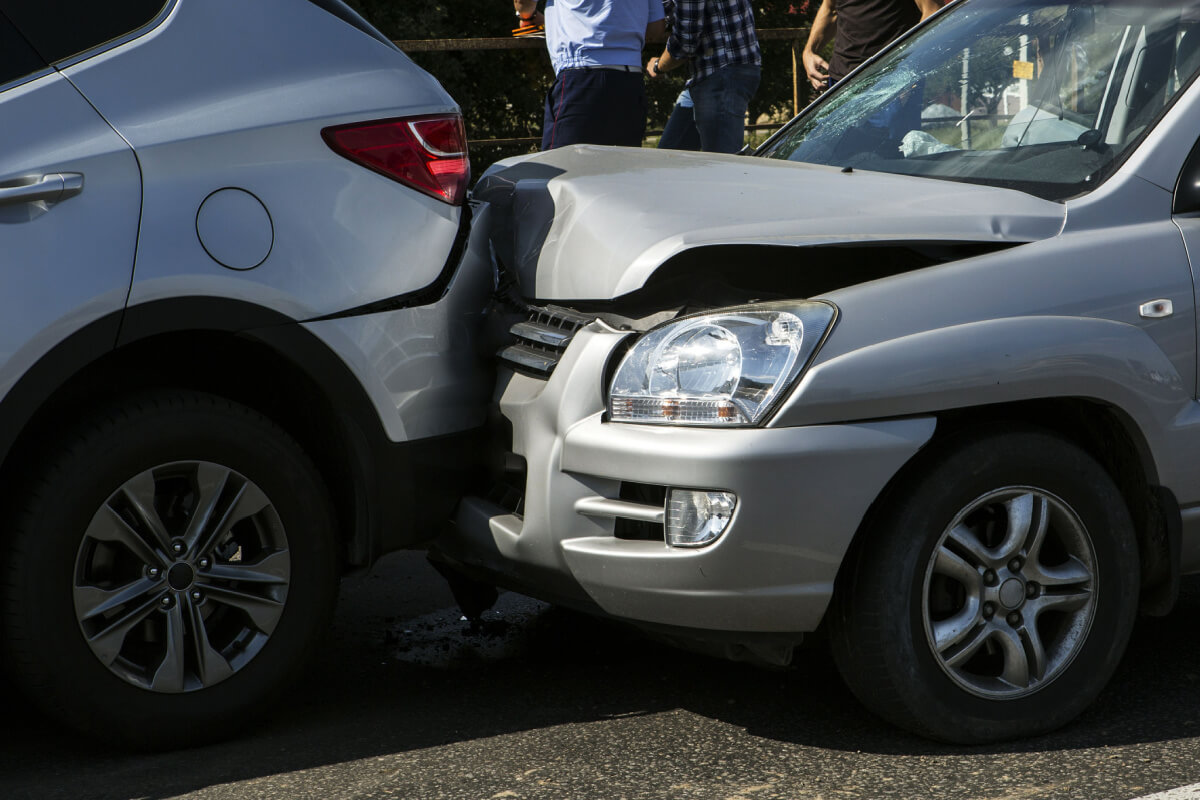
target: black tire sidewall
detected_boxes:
[5,394,338,745]
[841,429,1139,742]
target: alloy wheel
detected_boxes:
[72,460,290,693]
[921,487,1097,699]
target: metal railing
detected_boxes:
[394,28,810,149]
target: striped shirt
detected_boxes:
[664,0,761,85]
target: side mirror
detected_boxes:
[1174,136,1200,215]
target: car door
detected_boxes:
[1169,23,1200,398]
[1177,135,1200,392]
[0,10,141,396]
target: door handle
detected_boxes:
[0,173,84,207]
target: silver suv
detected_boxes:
[435,0,1200,743]
[0,0,490,747]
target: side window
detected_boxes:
[0,0,167,64]
[0,12,45,88]
[305,0,398,50]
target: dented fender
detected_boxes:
[774,315,1193,485]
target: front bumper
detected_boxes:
[435,323,935,634]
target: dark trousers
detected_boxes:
[542,67,647,150]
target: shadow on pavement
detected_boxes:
[0,557,1196,800]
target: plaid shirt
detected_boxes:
[664,0,761,85]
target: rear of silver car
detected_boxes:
[0,0,491,747]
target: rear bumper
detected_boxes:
[302,201,495,444]
[287,201,495,560]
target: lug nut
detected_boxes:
[160,596,175,609]
[1026,582,1039,598]
[148,567,161,579]
[172,542,185,555]
[983,602,996,619]
[1009,557,1023,572]
[198,558,211,570]
[1007,611,1022,627]
[191,590,203,602]
[983,570,998,586]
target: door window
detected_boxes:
[0,0,167,64]
[0,13,45,88]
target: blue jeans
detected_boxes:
[659,89,702,151]
[658,64,760,154]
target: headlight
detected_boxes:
[608,301,837,427]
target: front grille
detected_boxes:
[498,304,595,378]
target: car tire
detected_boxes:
[828,427,1139,743]
[1,391,339,749]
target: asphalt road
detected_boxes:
[3,552,1200,800]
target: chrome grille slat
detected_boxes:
[498,343,560,375]
[499,304,593,378]
[510,320,575,347]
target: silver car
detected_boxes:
[434,0,1200,742]
[0,0,491,747]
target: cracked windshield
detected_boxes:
[760,0,1200,200]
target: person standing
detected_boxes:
[514,0,666,151]
[646,0,762,154]
[802,0,940,92]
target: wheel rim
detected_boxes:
[921,487,1097,700]
[73,461,290,693]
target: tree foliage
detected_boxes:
[345,1,817,171]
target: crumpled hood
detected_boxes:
[473,145,1067,301]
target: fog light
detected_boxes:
[666,489,737,548]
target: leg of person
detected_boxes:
[542,70,571,150]
[658,88,702,150]
[596,70,647,147]
[691,64,762,154]
[543,69,645,149]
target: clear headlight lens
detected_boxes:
[608,301,837,426]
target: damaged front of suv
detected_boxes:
[434,0,1200,742]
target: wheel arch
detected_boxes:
[827,419,1142,742]
[840,398,1180,617]
[0,298,407,571]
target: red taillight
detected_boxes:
[322,114,470,206]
